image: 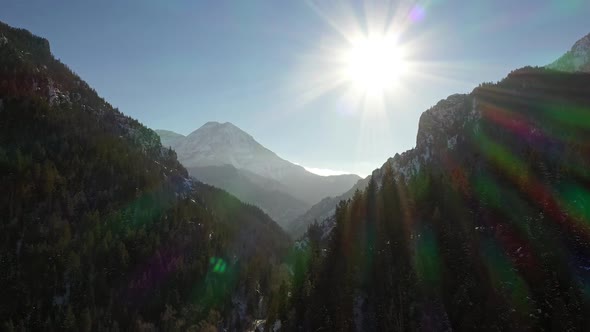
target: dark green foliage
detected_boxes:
[3,18,590,332]
[0,21,291,330]
[283,68,590,331]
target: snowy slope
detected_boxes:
[161,121,361,206]
[173,122,298,180]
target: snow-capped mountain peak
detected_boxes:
[157,122,361,206]
[174,121,283,174]
[185,121,262,150]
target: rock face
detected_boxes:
[0,20,291,331]
[290,31,590,238]
[547,33,590,72]
[157,122,361,225]
[0,21,173,164]
[288,93,474,237]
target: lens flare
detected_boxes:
[210,257,227,273]
[342,35,408,95]
[409,5,426,22]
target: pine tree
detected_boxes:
[63,305,77,331]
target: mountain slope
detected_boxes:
[188,164,310,225]
[165,121,361,206]
[287,176,369,237]
[0,21,290,330]
[284,33,590,331]
[548,32,590,72]
[155,129,185,148]
[291,33,590,238]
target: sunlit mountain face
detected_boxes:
[155,122,360,227]
[289,66,590,331]
[2,1,590,331]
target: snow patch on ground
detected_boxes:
[354,293,367,332]
[250,319,265,332]
[469,97,481,121]
[447,135,457,150]
[232,295,248,323]
[272,319,282,331]
[47,79,70,106]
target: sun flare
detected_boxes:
[291,2,423,110]
[342,36,408,95]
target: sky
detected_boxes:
[2,0,589,176]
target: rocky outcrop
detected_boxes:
[547,33,590,72]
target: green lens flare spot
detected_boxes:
[209,257,227,274]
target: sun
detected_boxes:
[290,3,421,109]
[342,35,408,95]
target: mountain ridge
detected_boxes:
[289,31,590,238]
[283,31,590,330]
[0,20,290,330]
[157,121,361,220]
[187,164,310,225]
[548,32,590,72]
[155,129,185,148]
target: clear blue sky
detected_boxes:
[2,0,589,176]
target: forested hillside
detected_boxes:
[0,21,291,331]
[187,164,310,227]
[279,68,590,331]
[3,17,590,332]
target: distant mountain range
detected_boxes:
[2,17,590,331]
[157,129,185,148]
[186,164,310,224]
[156,122,360,226]
[156,32,590,237]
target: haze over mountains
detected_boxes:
[0,20,290,330]
[156,122,360,226]
[3,14,590,331]
[284,32,590,330]
[288,32,590,237]
[156,32,590,237]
